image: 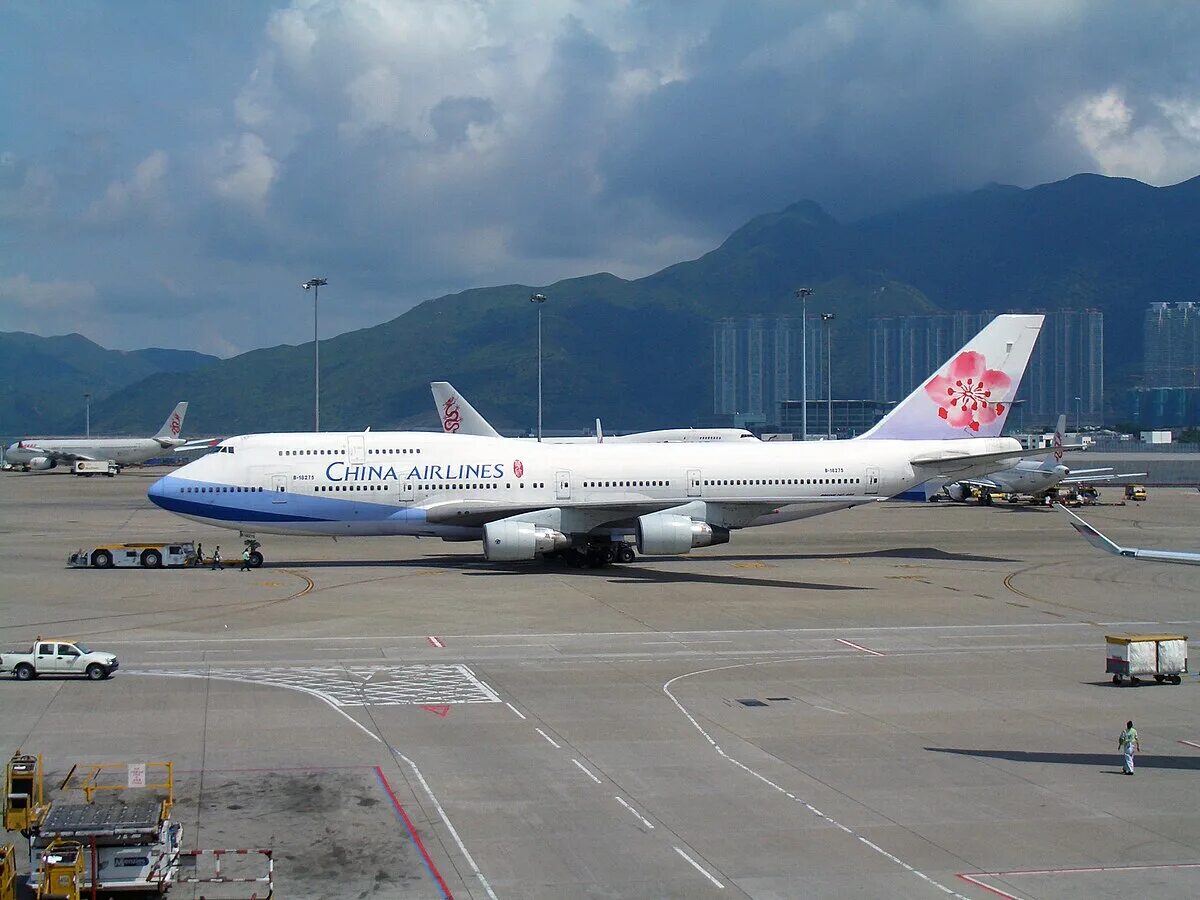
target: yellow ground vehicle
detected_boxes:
[1125,483,1147,501]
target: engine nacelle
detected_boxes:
[636,513,730,556]
[945,483,969,502]
[482,520,570,561]
[29,457,57,471]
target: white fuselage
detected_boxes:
[148,430,1021,541]
[976,458,1069,495]
[6,437,174,468]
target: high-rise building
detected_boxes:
[869,310,1103,426]
[1143,302,1200,387]
[713,316,821,423]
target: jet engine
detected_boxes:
[29,457,57,471]
[945,483,969,502]
[482,520,570,561]
[636,513,730,556]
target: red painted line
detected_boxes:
[1179,739,1200,750]
[427,635,446,649]
[956,874,1023,900]
[375,765,453,899]
[835,638,885,656]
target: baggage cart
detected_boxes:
[1106,633,1188,685]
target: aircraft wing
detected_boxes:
[32,448,97,463]
[949,477,1002,490]
[1060,471,1147,484]
[909,445,1060,478]
[1057,505,1200,566]
[173,438,222,454]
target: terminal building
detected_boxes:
[869,309,1103,427]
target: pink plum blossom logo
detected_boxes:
[924,350,1011,432]
[513,459,525,478]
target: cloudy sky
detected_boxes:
[3,0,1200,356]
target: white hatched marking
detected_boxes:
[143,664,500,707]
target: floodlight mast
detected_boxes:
[302,278,328,431]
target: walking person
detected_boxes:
[239,545,252,571]
[1118,720,1140,774]
[194,542,204,567]
[211,545,222,571]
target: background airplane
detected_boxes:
[915,416,1145,504]
[1059,505,1200,566]
[4,402,216,471]
[148,315,1047,567]
[432,382,756,443]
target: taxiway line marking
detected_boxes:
[375,766,454,899]
[504,702,527,720]
[98,620,1200,645]
[130,669,498,900]
[571,758,602,784]
[958,861,1200,900]
[836,638,885,656]
[664,659,969,900]
[955,874,1023,899]
[673,847,724,889]
[614,796,655,829]
[535,727,561,749]
[1178,740,1200,750]
[427,636,446,649]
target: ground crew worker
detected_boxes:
[1118,720,1140,774]
[211,546,222,571]
[239,545,252,571]
[194,542,204,566]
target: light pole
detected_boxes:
[794,287,813,440]
[1074,395,1082,436]
[821,313,835,437]
[302,278,327,431]
[84,393,91,438]
[530,293,546,441]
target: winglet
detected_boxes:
[595,418,604,443]
[859,315,1043,440]
[430,382,501,438]
[1056,504,1129,557]
[154,402,188,440]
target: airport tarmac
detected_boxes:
[2,469,1199,899]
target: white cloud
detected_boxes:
[214,133,278,210]
[83,150,169,226]
[1067,88,1200,184]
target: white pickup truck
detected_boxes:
[1,639,119,680]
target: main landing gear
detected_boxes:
[545,540,636,569]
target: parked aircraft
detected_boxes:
[432,382,756,443]
[927,416,1145,504]
[1059,505,1200,566]
[5,402,214,471]
[147,315,1045,566]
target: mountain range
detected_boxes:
[7,172,1200,437]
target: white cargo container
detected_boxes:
[1106,633,1188,685]
[73,460,118,477]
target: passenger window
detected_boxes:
[38,644,54,655]
[60,645,80,657]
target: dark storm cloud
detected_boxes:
[4,1,1200,354]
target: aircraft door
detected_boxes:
[396,481,415,504]
[865,466,880,495]
[348,435,365,465]
[271,473,288,503]
[687,469,702,497]
[556,471,571,501]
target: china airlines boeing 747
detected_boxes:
[148,315,1045,566]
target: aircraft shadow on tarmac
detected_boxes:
[698,547,1016,564]
[927,747,1200,772]
[262,557,866,591]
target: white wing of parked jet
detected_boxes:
[1059,471,1147,484]
[1058,505,1200,566]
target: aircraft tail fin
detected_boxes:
[155,402,188,440]
[859,314,1043,441]
[596,419,604,443]
[431,382,501,438]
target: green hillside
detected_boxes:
[42,173,1200,434]
[0,332,217,436]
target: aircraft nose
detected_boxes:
[148,474,171,509]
